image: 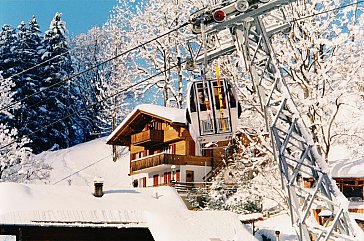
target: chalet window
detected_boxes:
[153,174,159,186]
[201,143,212,157]
[152,121,163,130]
[176,170,181,182]
[132,150,147,160]
[164,172,171,184]
[145,120,163,130]
[186,170,194,183]
[162,144,176,154]
[335,179,364,200]
[142,177,147,187]
[343,181,362,198]
[156,122,161,130]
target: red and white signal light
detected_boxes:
[212,10,226,22]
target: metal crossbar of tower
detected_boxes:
[188,0,362,240]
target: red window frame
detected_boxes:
[153,174,159,186]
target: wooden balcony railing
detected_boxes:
[131,129,163,146]
[131,153,212,172]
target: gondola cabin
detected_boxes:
[186,78,241,156]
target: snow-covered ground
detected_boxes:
[0,138,302,241]
[35,137,132,189]
[9,137,296,241]
[254,213,297,241]
[4,137,362,241]
[33,138,300,240]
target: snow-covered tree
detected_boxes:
[71,23,135,140]
[273,0,364,160]
[0,24,20,125]
[96,22,135,135]
[0,24,19,77]
[202,131,286,213]
[13,17,45,144]
[71,27,106,140]
[108,0,217,108]
[36,12,77,153]
[0,73,50,182]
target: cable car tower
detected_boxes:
[187,0,362,240]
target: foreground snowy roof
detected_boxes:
[106,104,186,145]
[0,183,256,241]
[329,159,364,178]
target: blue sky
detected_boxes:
[0,0,117,36]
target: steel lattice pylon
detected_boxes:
[189,0,362,240]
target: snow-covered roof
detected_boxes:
[106,104,186,144]
[0,182,256,241]
[238,213,263,222]
[134,104,186,124]
[329,159,364,178]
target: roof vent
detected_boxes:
[93,177,104,197]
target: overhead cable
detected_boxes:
[0,21,190,113]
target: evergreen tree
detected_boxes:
[34,12,76,153]
[14,17,44,144]
[0,24,19,77]
[0,24,20,125]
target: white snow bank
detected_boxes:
[35,137,131,188]
[148,210,257,241]
[254,213,297,241]
[350,212,364,222]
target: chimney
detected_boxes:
[93,177,104,197]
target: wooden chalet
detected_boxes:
[107,104,225,187]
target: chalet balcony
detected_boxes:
[131,129,164,146]
[131,153,212,173]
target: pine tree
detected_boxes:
[34,12,76,153]
[13,17,44,144]
[0,24,20,125]
[0,24,19,77]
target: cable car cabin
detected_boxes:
[186,78,241,155]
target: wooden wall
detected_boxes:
[0,226,154,241]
